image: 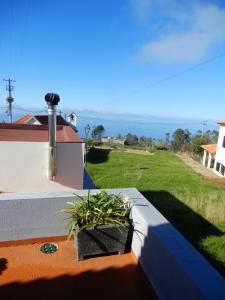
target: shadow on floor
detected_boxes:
[0,264,158,300]
[141,190,225,277]
[0,258,8,275]
[83,169,96,189]
[86,148,111,164]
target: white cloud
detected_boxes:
[133,2,225,63]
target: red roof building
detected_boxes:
[0,123,84,192]
[201,144,217,154]
[14,114,69,126]
[0,123,82,143]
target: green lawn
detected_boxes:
[87,148,225,277]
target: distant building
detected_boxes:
[67,112,77,129]
[14,114,69,126]
[102,136,125,145]
[214,121,225,176]
[201,120,225,177]
[201,144,217,169]
[0,123,84,192]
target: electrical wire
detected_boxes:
[131,51,225,95]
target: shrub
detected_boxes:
[60,190,132,239]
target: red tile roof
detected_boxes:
[14,114,33,124]
[201,144,217,154]
[0,124,83,143]
[217,120,225,126]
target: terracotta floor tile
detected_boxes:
[0,239,158,300]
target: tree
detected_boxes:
[92,125,105,140]
[139,136,147,146]
[210,130,219,143]
[171,128,191,152]
[207,130,219,143]
[191,135,211,155]
[165,132,170,147]
[183,129,191,144]
[191,129,218,155]
[146,137,152,146]
[124,133,138,145]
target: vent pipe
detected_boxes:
[45,93,60,180]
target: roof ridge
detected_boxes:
[0,123,64,131]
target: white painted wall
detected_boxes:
[214,125,225,176]
[0,141,48,192]
[67,113,77,127]
[56,143,84,189]
[0,188,224,299]
[0,141,84,192]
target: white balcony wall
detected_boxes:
[56,143,84,189]
[0,141,84,192]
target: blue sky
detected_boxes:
[1,0,225,121]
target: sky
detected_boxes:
[0,0,225,121]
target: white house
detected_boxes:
[102,137,125,145]
[67,112,77,128]
[214,120,225,177]
[0,123,85,192]
[201,144,217,169]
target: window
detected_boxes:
[216,162,220,172]
[223,136,225,147]
[220,165,225,176]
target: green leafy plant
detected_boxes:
[60,190,132,240]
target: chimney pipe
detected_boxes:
[45,93,60,180]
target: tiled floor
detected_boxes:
[0,238,158,300]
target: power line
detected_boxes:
[131,51,225,95]
[154,52,225,86]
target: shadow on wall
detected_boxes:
[0,258,8,275]
[141,190,225,277]
[139,222,225,300]
[0,264,158,300]
[86,148,111,164]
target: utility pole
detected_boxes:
[3,78,16,123]
[202,120,207,137]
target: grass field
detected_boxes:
[87,148,225,277]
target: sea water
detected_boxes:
[0,112,218,140]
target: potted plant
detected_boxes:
[60,190,133,260]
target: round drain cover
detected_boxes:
[40,243,58,254]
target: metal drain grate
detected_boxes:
[40,243,58,254]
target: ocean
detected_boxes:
[75,112,219,139]
[0,111,219,140]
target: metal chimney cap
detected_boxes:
[45,93,60,106]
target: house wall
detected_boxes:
[102,137,125,145]
[67,114,77,127]
[0,141,84,192]
[214,125,225,176]
[56,142,84,189]
[0,141,48,192]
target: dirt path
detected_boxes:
[123,149,153,156]
[176,153,225,187]
[176,153,218,177]
[95,146,153,156]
